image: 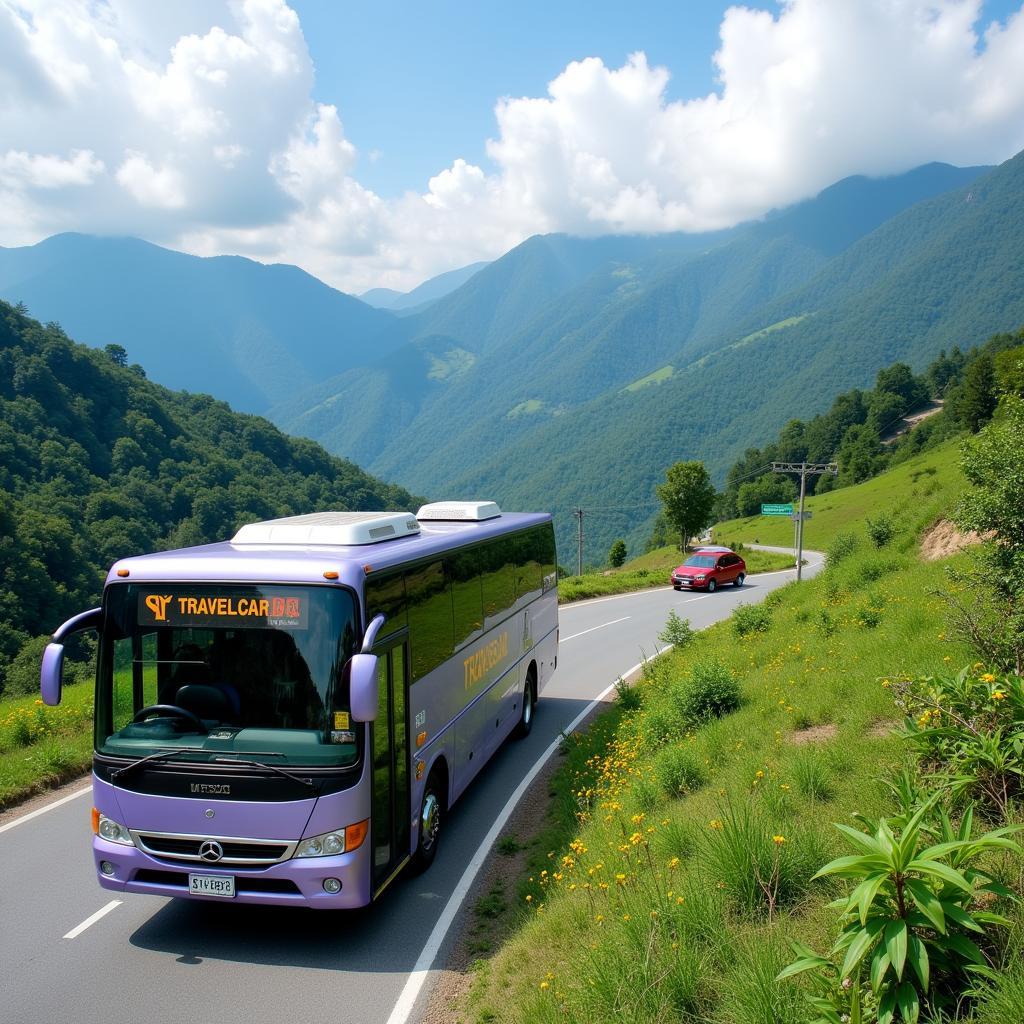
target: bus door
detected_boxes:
[371,638,411,895]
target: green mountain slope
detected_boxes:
[0,233,400,415]
[0,301,418,689]
[432,154,1023,558]
[277,162,984,488]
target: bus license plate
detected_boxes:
[189,873,235,898]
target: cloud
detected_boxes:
[1,0,1023,293]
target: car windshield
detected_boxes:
[96,583,359,768]
[683,555,717,568]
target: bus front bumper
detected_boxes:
[93,836,373,909]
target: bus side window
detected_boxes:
[405,560,451,681]
[449,549,484,651]
[365,572,407,641]
[481,537,517,630]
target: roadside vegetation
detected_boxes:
[557,544,796,604]
[0,681,93,808]
[460,427,1024,1023]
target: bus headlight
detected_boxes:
[296,829,345,858]
[97,813,134,846]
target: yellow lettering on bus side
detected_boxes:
[462,631,509,690]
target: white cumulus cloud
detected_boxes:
[0,0,1023,293]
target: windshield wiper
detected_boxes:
[211,757,319,793]
[112,747,204,781]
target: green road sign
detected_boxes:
[761,503,794,516]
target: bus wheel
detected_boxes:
[514,671,536,738]
[413,773,443,870]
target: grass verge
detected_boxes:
[0,683,93,809]
[457,442,1023,1024]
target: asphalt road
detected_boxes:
[1,547,822,1024]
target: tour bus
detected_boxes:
[40,501,558,908]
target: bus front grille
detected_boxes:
[132,830,295,865]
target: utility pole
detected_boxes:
[770,462,838,581]
[573,508,584,577]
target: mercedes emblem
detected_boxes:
[198,839,224,863]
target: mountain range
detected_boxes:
[4,153,1024,561]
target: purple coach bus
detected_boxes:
[40,501,558,908]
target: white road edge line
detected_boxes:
[63,900,121,940]
[560,616,630,642]
[384,647,672,1024]
[0,785,91,837]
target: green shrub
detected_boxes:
[613,677,642,712]
[866,513,895,548]
[653,744,707,796]
[659,609,696,647]
[827,530,859,567]
[673,658,741,724]
[733,602,773,637]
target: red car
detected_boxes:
[670,546,746,592]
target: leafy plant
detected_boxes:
[867,514,895,548]
[827,531,860,567]
[779,797,1020,1024]
[613,677,642,712]
[658,609,696,648]
[895,666,1024,817]
[733,602,773,637]
[673,658,741,724]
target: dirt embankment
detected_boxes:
[920,519,991,561]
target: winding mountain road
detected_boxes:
[1,546,822,1024]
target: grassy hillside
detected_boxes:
[712,439,964,550]
[456,435,1024,1024]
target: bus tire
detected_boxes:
[412,771,444,871]
[514,670,536,738]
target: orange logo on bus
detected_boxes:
[145,594,174,622]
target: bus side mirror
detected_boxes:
[348,654,379,722]
[40,607,102,706]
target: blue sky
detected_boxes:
[293,0,1022,198]
[291,1,750,197]
[2,0,1024,291]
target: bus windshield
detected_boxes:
[96,583,359,768]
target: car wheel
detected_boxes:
[513,671,536,738]
[673,585,681,591]
[706,578,717,593]
[734,573,745,587]
[412,771,444,871]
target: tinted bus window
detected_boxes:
[405,560,451,680]
[365,572,407,639]
[448,549,484,651]
[481,537,517,629]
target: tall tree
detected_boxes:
[656,461,716,552]
[608,539,627,568]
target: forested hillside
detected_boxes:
[0,301,418,695]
